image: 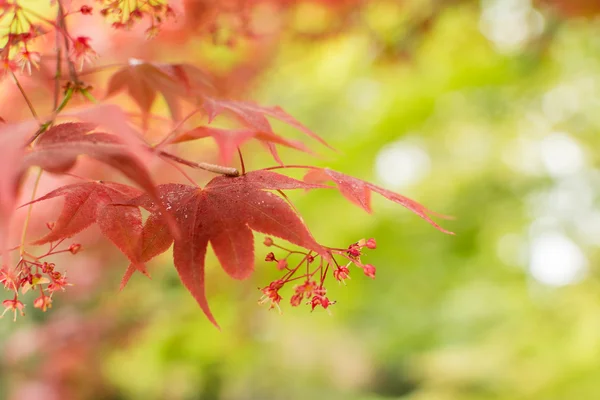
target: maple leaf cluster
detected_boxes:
[0,0,452,327]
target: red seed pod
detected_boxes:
[33,294,52,312]
[363,264,376,279]
[80,5,92,15]
[68,243,81,254]
[276,259,288,270]
[263,237,273,247]
[347,243,361,258]
[333,265,350,281]
[366,238,377,249]
[265,252,275,262]
[290,293,303,307]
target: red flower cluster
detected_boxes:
[0,239,77,321]
[258,237,377,314]
[95,0,175,36]
[0,4,47,75]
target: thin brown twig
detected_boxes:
[159,151,239,177]
[11,71,39,121]
[57,0,80,84]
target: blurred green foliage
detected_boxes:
[4,1,600,399]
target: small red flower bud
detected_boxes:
[33,294,52,312]
[333,265,350,282]
[363,264,376,279]
[366,238,377,249]
[259,279,284,311]
[310,295,335,311]
[294,280,317,299]
[307,255,315,263]
[347,243,361,258]
[1,297,25,321]
[42,263,55,273]
[48,275,69,293]
[265,252,275,262]
[276,259,288,270]
[71,36,96,67]
[80,5,92,15]
[309,295,321,311]
[290,293,303,307]
[130,9,143,19]
[263,237,273,247]
[68,243,81,254]
[320,297,334,309]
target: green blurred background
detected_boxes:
[4,0,600,399]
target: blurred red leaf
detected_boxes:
[202,97,333,150]
[106,61,213,122]
[25,123,158,199]
[304,168,453,234]
[171,125,314,164]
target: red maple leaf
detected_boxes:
[106,61,213,122]
[171,125,314,164]
[304,168,453,234]
[202,97,333,149]
[24,122,156,195]
[130,170,328,327]
[22,181,147,269]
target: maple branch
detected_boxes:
[57,0,80,85]
[11,71,38,121]
[159,151,239,177]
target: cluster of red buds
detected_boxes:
[0,2,101,76]
[0,3,48,75]
[259,237,377,314]
[0,238,78,321]
[0,1,175,77]
[93,0,175,37]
